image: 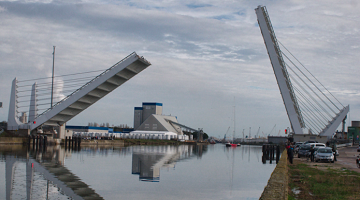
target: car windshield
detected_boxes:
[300,145,311,150]
[318,149,332,153]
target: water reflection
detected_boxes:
[131,145,207,182]
[0,144,208,200]
[1,145,103,200]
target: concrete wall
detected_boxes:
[134,108,143,130]
[142,103,162,123]
[268,136,288,145]
[259,150,288,200]
[0,137,27,144]
[292,134,328,143]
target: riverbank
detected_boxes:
[0,136,199,146]
[259,149,288,200]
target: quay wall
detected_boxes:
[259,149,288,200]
[0,137,27,144]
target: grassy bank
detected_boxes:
[288,159,360,199]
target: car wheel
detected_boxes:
[298,155,300,158]
[331,160,334,163]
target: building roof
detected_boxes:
[130,131,177,135]
[136,114,183,134]
[142,102,163,106]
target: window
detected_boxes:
[145,124,149,129]
[152,124,157,130]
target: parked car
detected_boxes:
[315,147,334,163]
[303,141,318,145]
[310,143,326,148]
[357,144,360,152]
[313,146,325,156]
[298,145,311,158]
[294,142,303,154]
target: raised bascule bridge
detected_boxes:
[7,52,151,136]
[255,6,349,138]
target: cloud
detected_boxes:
[0,0,359,136]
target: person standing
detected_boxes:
[332,144,337,162]
[288,145,294,164]
[310,146,315,162]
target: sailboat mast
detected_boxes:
[233,97,236,142]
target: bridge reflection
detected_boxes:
[1,144,208,199]
[131,145,207,182]
[3,145,103,200]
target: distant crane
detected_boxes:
[256,127,260,138]
[269,124,276,136]
[223,126,230,142]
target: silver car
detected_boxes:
[315,147,334,163]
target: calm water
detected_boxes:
[0,144,277,200]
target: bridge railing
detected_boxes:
[36,51,147,119]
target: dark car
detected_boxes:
[298,145,311,158]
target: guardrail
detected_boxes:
[337,143,353,148]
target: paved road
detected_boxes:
[336,146,360,173]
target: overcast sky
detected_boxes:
[0,0,359,138]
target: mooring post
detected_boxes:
[74,137,78,148]
[28,135,31,146]
[71,137,74,148]
[78,137,81,147]
[272,145,275,160]
[36,135,39,148]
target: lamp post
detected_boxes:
[51,46,55,108]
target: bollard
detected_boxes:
[74,137,77,148]
[65,136,68,148]
[68,136,71,147]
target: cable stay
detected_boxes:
[278,40,344,108]
[255,5,349,137]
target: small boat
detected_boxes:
[209,140,216,144]
[225,142,240,147]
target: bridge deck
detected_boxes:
[29,52,151,130]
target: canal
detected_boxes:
[0,144,277,199]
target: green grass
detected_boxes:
[288,162,360,199]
